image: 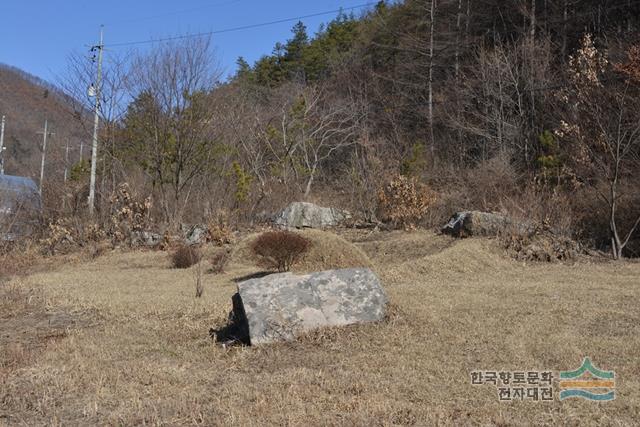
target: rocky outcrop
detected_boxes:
[503,230,583,262]
[442,211,582,262]
[442,211,533,237]
[274,202,350,229]
[130,230,163,248]
[184,224,209,246]
[221,268,387,345]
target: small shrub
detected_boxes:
[377,174,437,229]
[210,249,231,274]
[88,242,110,259]
[251,231,311,272]
[41,219,75,255]
[171,244,201,269]
[109,183,152,246]
[208,223,234,246]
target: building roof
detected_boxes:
[0,174,40,212]
[0,174,39,193]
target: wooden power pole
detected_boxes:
[0,115,5,175]
[36,119,55,195]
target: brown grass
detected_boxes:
[232,229,373,273]
[1,231,639,425]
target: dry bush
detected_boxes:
[209,248,231,274]
[41,219,75,255]
[208,222,234,246]
[494,185,583,262]
[87,241,111,260]
[377,174,437,229]
[418,156,520,229]
[501,230,583,262]
[251,231,311,272]
[109,183,152,245]
[170,244,201,269]
[464,155,519,211]
[501,184,575,237]
[39,217,108,255]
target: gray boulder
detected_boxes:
[442,211,534,237]
[274,202,350,229]
[130,230,163,248]
[185,224,209,245]
[228,268,387,345]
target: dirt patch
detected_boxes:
[231,229,373,273]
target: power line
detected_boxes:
[105,2,379,48]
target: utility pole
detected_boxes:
[36,119,55,195]
[0,115,5,175]
[88,25,104,215]
[64,140,70,182]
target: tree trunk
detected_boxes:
[609,172,622,259]
[303,163,317,200]
[428,0,436,165]
[561,0,568,60]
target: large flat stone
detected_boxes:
[233,268,387,345]
[273,202,350,229]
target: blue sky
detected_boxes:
[0,0,376,83]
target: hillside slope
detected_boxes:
[0,64,87,180]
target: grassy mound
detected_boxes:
[231,229,373,273]
[382,237,512,286]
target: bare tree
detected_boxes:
[123,36,222,227]
[285,84,364,199]
[558,35,640,259]
[57,49,132,217]
[58,49,130,160]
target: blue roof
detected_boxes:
[0,175,40,211]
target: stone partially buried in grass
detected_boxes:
[227,268,388,345]
[273,202,351,229]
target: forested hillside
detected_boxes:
[0,64,87,181]
[16,0,640,257]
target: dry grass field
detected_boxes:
[1,230,639,426]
